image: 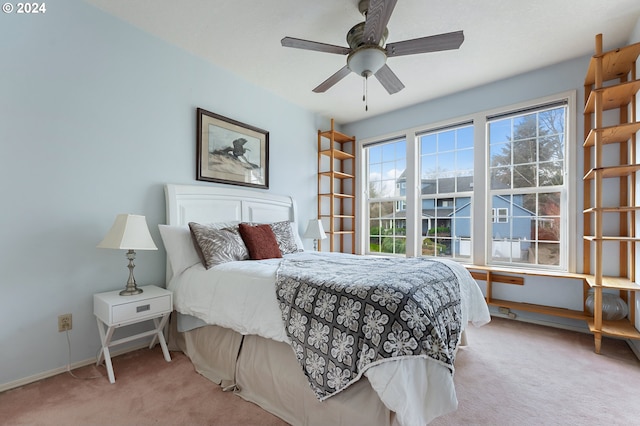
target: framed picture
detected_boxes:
[196,108,269,189]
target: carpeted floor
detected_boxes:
[1,317,639,425]
[0,345,287,426]
[432,318,640,426]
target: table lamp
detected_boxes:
[97,214,157,296]
[303,219,327,251]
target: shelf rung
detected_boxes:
[583,122,640,147]
[584,79,640,113]
[488,299,589,321]
[585,275,640,290]
[319,171,354,179]
[587,319,640,340]
[584,41,640,85]
[584,236,640,242]
[583,164,640,179]
[319,193,355,199]
[318,130,355,144]
[584,206,640,213]
[319,149,354,160]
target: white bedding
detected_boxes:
[169,251,490,425]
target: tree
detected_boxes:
[490,108,565,189]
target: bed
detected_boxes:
[160,183,490,426]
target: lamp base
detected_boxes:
[120,286,143,296]
[119,249,143,296]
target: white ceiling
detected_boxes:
[83,0,640,124]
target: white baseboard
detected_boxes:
[0,343,148,393]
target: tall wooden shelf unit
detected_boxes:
[317,119,355,253]
[582,33,640,353]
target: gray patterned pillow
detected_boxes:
[188,222,249,269]
[269,221,302,255]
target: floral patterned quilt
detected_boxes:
[275,255,462,400]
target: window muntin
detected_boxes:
[419,124,474,260]
[488,105,566,268]
[366,139,407,255]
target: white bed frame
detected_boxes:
[165,183,298,227]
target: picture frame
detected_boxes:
[196,108,269,189]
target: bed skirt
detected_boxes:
[170,317,394,426]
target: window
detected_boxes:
[488,103,567,268]
[494,208,508,223]
[366,138,407,255]
[419,124,474,260]
[359,92,574,271]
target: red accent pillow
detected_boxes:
[238,223,283,260]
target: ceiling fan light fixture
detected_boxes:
[347,46,387,77]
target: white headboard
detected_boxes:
[164,184,298,226]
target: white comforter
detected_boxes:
[169,252,490,425]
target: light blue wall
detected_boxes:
[0,0,327,387]
[342,55,589,139]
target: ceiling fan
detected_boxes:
[281,0,464,99]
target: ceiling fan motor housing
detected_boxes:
[347,22,388,49]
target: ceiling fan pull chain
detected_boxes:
[363,75,368,111]
[362,76,366,102]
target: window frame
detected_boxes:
[485,96,574,271]
[417,122,475,261]
[356,91,577,272]
[363,137,410,256]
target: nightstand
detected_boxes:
[94,285,173,383]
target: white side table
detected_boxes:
[94,285,173,383]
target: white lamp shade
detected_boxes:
[97,214,158,250]
[303,219,327,240]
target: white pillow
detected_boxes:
[158,225,200,277]
[159,221,242,276]
[289,221,305,251]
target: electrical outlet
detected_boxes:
[58,313,72,332]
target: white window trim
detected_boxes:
[356,90,577,272]
[483,91,576,272]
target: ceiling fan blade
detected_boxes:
[313,66,352,93]
[386,30,464,57]
[374,64,404,94]
[281,37,351,55]
[362,0,398,45]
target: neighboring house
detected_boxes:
[387,173,535,256]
